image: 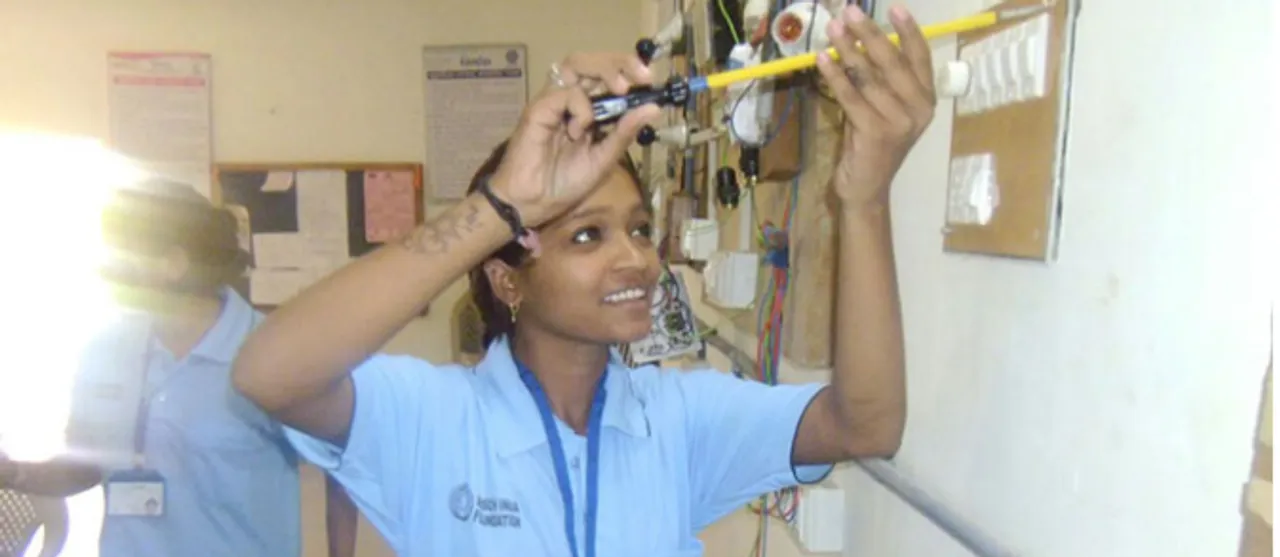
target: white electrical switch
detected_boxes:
[1022,13,1051,100]
[792,485,845,553]
[703,252,758,309]
[935,60,972,99]
[954,12,1051,114]
[999,43,1019,104]
[946,152,999,226]
[680,218,719,262]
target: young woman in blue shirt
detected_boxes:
[234,5,936,556]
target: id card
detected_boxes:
[106,469,166,517]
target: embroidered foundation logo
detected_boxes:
[448,484,475,521]
[448,483,522,528]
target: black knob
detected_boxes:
[635,38,658,65]
[739,146,761,181]
[637,125,657,146]
[715,166,740,208]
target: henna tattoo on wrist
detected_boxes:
[400,197,485,256]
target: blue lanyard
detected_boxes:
[515,360,606,557]
[132,334,158,461]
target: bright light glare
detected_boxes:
[0,130,143,461]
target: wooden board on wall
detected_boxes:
[212,162,425,311]
[943,0,1079,260]
[707,89,843,370]
[781,96,843,369]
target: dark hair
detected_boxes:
[100,181,249,295]
[466,139,646,346]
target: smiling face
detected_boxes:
[484,165,661,345]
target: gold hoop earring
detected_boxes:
[509,302,519,323]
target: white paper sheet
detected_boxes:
[295,170,351,268]
[262,171,295,192]
[252,233,311,269]
[107,52,214,197]
[423,45,527,200]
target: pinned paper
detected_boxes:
[261,171,295,192]
[252,233,310,269]
[363,170,418,243]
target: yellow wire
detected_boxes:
[703,11,1000,90]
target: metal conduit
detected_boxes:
[696,321,1020,557]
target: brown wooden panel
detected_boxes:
[943,0,1077,260]
[781,97,844,368]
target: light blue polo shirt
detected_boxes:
[285,337,832,556]
[68,288,302,557]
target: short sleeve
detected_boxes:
[675,370,833,530]
[64,322,148,470]
[283,355,470,549]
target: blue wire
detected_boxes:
[756,272,775,341]
[760,89,796,146]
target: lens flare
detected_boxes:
[0,130,144,460]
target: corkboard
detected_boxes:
[943,0,1079,260]
[211,162,425,311]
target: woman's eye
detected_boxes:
[571,227,602,244]
[632,223,653,239]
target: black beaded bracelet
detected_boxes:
[476,176,539,254]
[476,176,525,239]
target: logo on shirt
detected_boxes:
[448,483,522,528]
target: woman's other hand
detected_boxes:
[491,52,663,227]
[817,5,936,207]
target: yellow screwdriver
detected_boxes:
[688,6,1048,93]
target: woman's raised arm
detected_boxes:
[231,52,660,441]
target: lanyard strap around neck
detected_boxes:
[516,361,606,557]
[132,333,159,464]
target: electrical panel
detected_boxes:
[955,11,1051,116]
[943,0,1080,261]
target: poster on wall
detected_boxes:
[423,44,528,201]
[107,52,214,198]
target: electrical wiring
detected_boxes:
[741,6,805,557]
[688,0,868,552]
[723,74,797,149]
[746,1,876,552]
[716,0,743,44]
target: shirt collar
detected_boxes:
[150,287,256,364]
[478,336,651,458]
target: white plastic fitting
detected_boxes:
[771,1,833,58]
[935,60,973,99]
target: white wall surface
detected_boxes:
[842,0,1275,555]
[655,0,1275,555]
